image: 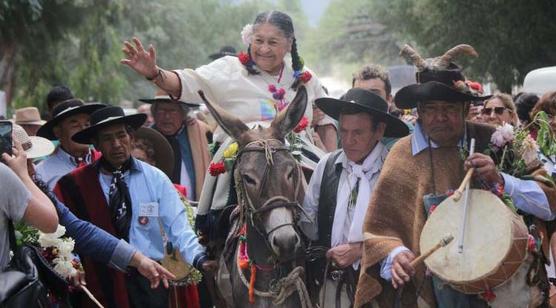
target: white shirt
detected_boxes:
[301,143,389,269]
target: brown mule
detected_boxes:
[199,87,313,308]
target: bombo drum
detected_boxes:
[420,189,528,294]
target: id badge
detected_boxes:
[138,202,159,225]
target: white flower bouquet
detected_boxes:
[14,223,84,301]
[37,225,82,282]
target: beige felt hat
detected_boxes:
[15,107,46,126]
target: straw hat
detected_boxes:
[12,124,55,159]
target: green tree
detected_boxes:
[0,0,98,109]
[304,0,402,82]
[3,0,311,113]
[367,0,556,92]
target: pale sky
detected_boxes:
[301,0,331,26]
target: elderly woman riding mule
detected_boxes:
[122,10,328,307]
[121,10,336,151]
[122,8,336,244]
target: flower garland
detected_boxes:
[176,192,203,284]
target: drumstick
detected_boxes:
[80,285,104,308]
[458,138,475,253]
[393,235,453,308]
[452,168,474,202]
[410,234,454,267]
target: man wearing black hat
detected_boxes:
[355,45,556,307]
[35,99,105,190]
[301,88,409,307]
[53,106,216,308]
[140,90,210,201]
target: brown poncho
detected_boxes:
[354,122,556,308]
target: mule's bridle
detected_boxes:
[234,139,307,257]
[233,139,314,307]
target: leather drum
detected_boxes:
[420,189,529,294]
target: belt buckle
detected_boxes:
[330,270,344,281]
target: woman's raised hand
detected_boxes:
[121,37,158,79]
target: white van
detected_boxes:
[522,66,556,95]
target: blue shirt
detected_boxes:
[98,158,206,267]
[54,197,135,271]
[36,147,96,190]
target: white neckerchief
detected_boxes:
[331,143,387,259]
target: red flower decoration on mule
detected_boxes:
[293,116,309,133]
[300,71,312,83]
[268,84,277,92]
[238,52,250,65]
[209,162,226,176]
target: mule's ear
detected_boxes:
[271,86,308,139]
[198,90,249,141]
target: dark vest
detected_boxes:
[316,150,343,247]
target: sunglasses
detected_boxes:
[481,107,507,115]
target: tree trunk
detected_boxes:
[0,42,17,107]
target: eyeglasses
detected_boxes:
[481,107,507,116]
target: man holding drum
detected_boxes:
[355,45,556,307]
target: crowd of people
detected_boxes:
[2,8,556,308]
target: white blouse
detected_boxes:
[173,56,333,142]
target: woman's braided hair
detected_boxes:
[246,10,305,89]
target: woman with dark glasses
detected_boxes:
[481,93,519,127]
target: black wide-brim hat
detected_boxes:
[72,106,147,144]
[139,93,200,108]
[394,81,492,109]
[37,99,105,140]
[316,88,409,138]
[134,127,175,179]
